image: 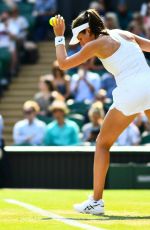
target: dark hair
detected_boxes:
[52,60,65,78]
[72,9,109,37]
[40,76,54,92]
[45,80,54,91]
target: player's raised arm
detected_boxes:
[51,15,98,70]
[56,41,98,70]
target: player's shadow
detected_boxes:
[42,215,150,221]
[94,215,150,221]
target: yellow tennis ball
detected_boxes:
[49,17,57,27]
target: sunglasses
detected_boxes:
[23,110,34,115]
[52,109,64,113]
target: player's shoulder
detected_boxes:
[111,29,135,41]
[92,31,114,49]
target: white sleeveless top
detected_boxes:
[99,30,150,116]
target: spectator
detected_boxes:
[105,12,120,29]
[116,1,133,30]
[128,13,146,37]
[1,10,23,77]
[44,100,80,146]
[82,102,104,144]
[128,21,146,37]
[134,113,149,134]
[0,114,4,148]
[9,6,29,41]
[146,26,150,39]
[8,5,29,74]
[89,1,106,16]
[70,61,101,102]
[143,2,150,30]
[101,72,116,99]
[51,60,71,100]
[33,0,57,41]
[13,100,46,145]
[95,89,107,102]
[132,12,145,30]
[139,116,150,145]
[140,0,150,16]
[95,89,112,114]
[0,12,13,85]
[116,122,141,146]
[34,75,64,116]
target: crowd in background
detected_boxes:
[0,0,150,146]
[0,0,56,96]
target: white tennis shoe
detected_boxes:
[73,196,104,215]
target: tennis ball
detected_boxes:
[49,17,57,27]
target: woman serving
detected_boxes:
[51,9,150,215]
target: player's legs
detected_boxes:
[74,108,137,214]
[94,108,137,200]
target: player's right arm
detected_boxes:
[133,35,150,53]
[56,41,98,70]
[117,29,150,53]
[53,15,99,70]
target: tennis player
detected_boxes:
[52,9,150,215]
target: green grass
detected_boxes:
[0,189,150,230]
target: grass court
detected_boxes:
[0,189,150,230]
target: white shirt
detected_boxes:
[70,70,101,102]
[9,16,29,39]
[0,23,10,48]
[140,3,147,16]
[116,123,141,146]
[0,21,19,50]
[8,19,20,51]
[13,118,46,145]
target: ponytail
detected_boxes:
[72,9,109,37]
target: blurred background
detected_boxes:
[0,0,150,147]
[0,0,150,189]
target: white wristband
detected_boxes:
[55,36,65,46]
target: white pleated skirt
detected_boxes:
[110,72,150,116]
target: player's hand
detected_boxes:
[53,15,65,37]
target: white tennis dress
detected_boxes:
[99,30,150,116]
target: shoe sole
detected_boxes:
[74,208,105,215]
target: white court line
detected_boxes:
[5,199,105,230]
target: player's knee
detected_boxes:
[96,137,111,152]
